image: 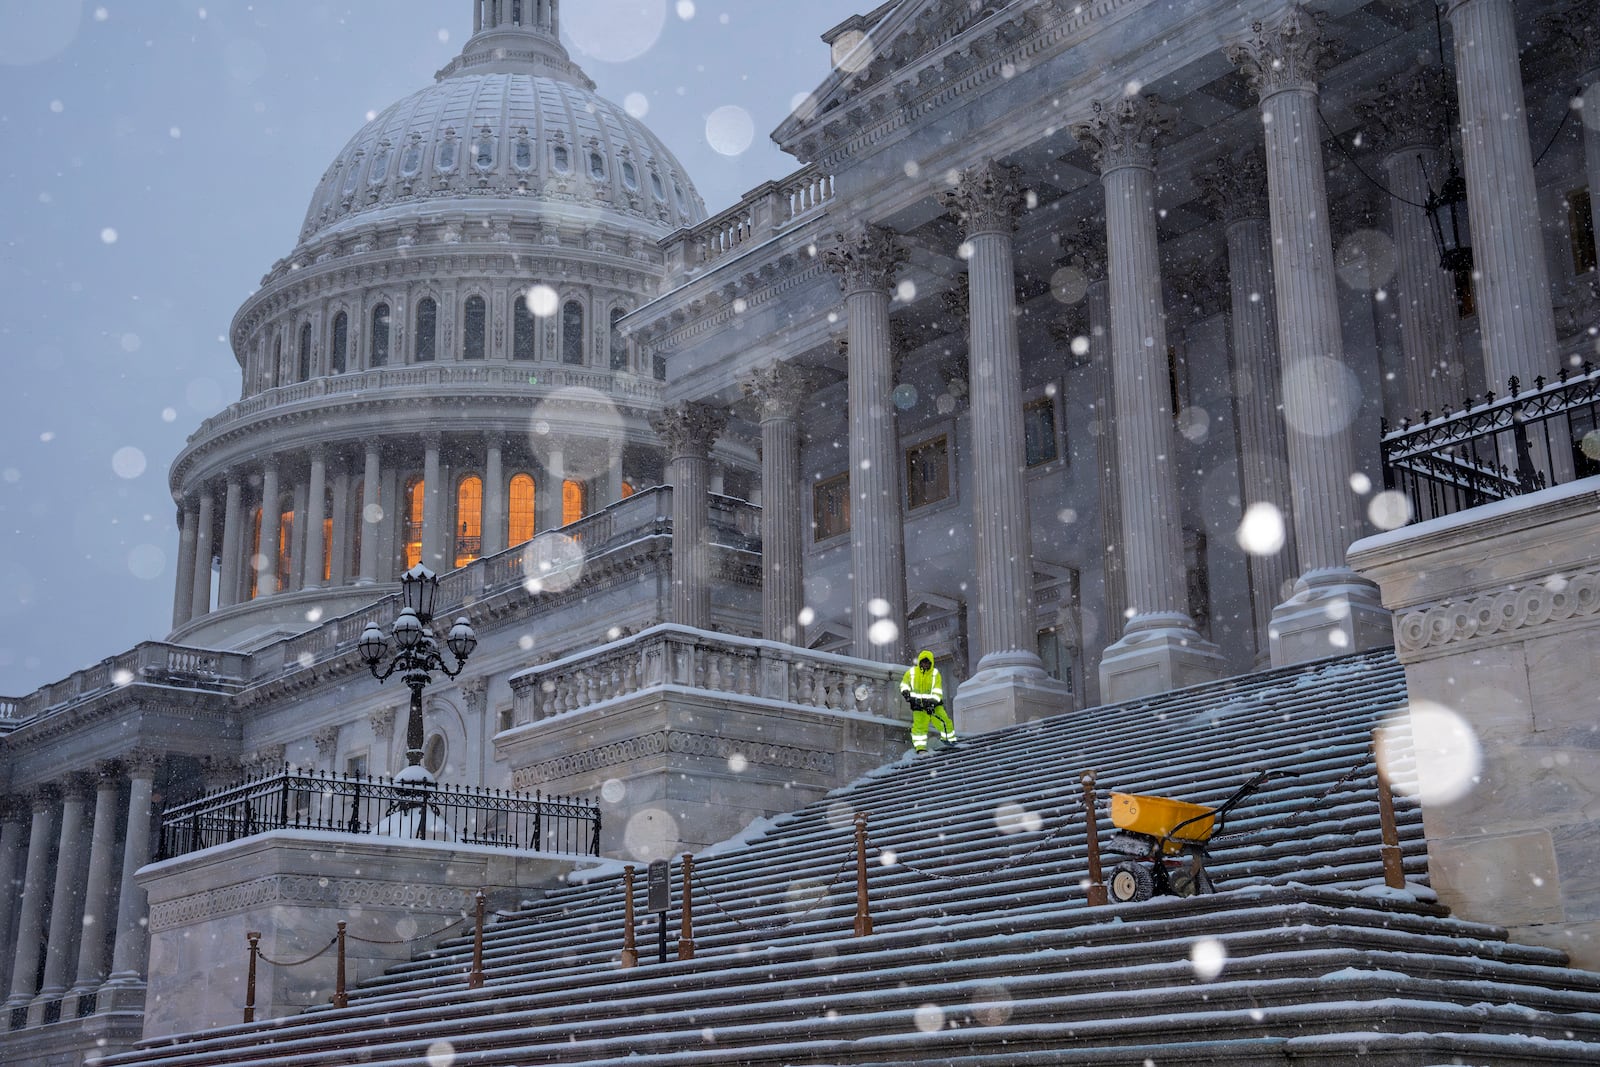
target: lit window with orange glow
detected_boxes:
[620,481,634,499]
[562,479,586,526]
[403,477,425,570]
[455,475,483,567]
[508,473,535,546]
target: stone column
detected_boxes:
[358,444,381,584]
[258,458,281,597]
[482,440,506,557]
[1446,0,1562,394]
[1196,150,1300,665]
[1354,70,1468,419]
[1072,100,1223,701]
[65,763,122,1012]
[303,447,328,588]
[538,448,566,532]
[329,462,352,586]
[822,223,909,662]
[172,499,197,628]
[421,436,444,569]
[1588,73,1600,272]
[742,362,809,645]
[1228,7,1390,665]
[34,772,94,1015]
[101,752,158,1009]
[5,787,58,1009]
[651,402,727,630]
[289,479,309,589]
[189,486,215,619]
[936,163,1070,729]
[0,799,29,993]
[218,475,244,608]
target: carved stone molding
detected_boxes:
[937,161,1025,238]
[741,362,813,420]
[1226,6,1330,99]
[1169,255,1230,320]
[1070,96,1175,174]
[458,677,489,718]
[938,272,971,334]
[29,783,61,812]
[1352,69,1449,156]
[200,756,243,790]
[1537,2,1600,79]
[147,874,474,932]
[123,747,164,777]
[1394,567,1600,654]
[61,770,98,801]
[368,707,398,743]
[1054,221,1106,280]
[0,795,27,823]
[821,222,905,295]
[1193,150,1270,225]
[311,725,341,760]
[650,401,728,460]
[513,729,835,788]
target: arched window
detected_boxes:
[298,322,313,381]
[621,161,638,190]
[331,312,349,374]
[561,300,584,365]
[369,143,390,184]
[403,476,425,570]
[474,128,495,171]
[247,506,262,600]
[609,307,627,370]
[401,135,423,178]
[512,0,524,25]
[650,170,666,201]
[562,479,586,526]
[455,475,483,567]
[512,295,536,361]
[415,297,437,362]
[370,303,390,367]
[589,151,606,181]
[437,130,458,173]
[463,295,487,360]
[514,132,532,171]
[552,145,570,172]
[508,473,536,546]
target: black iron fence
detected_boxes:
[156,766,600,861]
[1381,364,1600,520]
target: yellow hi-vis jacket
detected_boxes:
[899,651,944,705]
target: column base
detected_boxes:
[1098,614,1226,704]
[1268,568,1391,668]
[954,651,1073,737]
[93,977,147,1014]
[28,986,67,1026]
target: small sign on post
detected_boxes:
[647,859,670,964]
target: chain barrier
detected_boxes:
[870,800,1083,888]
[689,850,855,933]
[1216,755,1375,841]
[256,935,339,968]
[345,914,470,946]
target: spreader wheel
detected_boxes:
[1108,862,1154,903]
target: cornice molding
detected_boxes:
[511,728,835,788]
[148,873,473,932]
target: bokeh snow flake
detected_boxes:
[425,1040,455,1067]
[831,29,873,73]
[867,619,900,646]
[705,105,754,156]
[525,284,559,317]
[624,92,649,119]
[564,0,668,63]
[1189,937,1227,979]
[601,778,626,803]
[993,801,1042,835]
[913,1003,945,1033]
[1378,701,1480,806]
[100,227,118,244]
[127,545,165,581]
[1235,502,1285,556]
[1367,490,1413,531]
[112,446,147,479]
[970,981,1014,1026]
[623,807,681,862]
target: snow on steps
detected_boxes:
[101,649,1600,1067]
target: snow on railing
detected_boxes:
[509,624,899,723]
[12,642,251,721]
[662,163,833,282]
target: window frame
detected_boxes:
[811,471,850,543]
[904,432,952,512]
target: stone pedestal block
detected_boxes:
[138,831,584,1037]
[1097,620,1227,705]
[1268,570,1393,667]
[954,656,1073,738]
[1350,482,1600,970]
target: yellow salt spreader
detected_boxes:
[1104,769,1293,902]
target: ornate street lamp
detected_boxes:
[1424,4,1472,278]
[358,564,477,783]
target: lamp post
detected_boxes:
[358,564,477,784]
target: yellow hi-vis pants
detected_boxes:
[911,704,955,750]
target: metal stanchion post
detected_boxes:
[853,812,873,937]
[334,921,348,1008]
[620,866,639,970]
[1082,771,1109,907]
[678,853,696,961]
[468,889,486,988]
[1374,746,1406,890]
[244,931,260,1024]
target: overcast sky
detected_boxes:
[0,0,869,698]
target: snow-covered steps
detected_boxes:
[103,650,1600,1066]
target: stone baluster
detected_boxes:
[822,224,910,663]
[1228,7,1390,665]
[218,474,244,607]
[5,786,59,1010]
[100,752,158,1009]
[1072,99,1224,700]
[1195,150,1300,665]
[172,499,198,628]
[651,402,728,631]
[66,762,123,1013]
[35,773,96,1015]
[743,362,810,646]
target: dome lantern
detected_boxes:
[441,0,592,87]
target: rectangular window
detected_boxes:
[1023,397,1058,467]
[346,753,369,778]
[1568,188,1597,275]
[812,472,850,541]
[1037,627,1072,690]
[905,435,950,510]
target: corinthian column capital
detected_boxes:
[651,401,728,460]
[936,161,1026,238]
[1226,6,1331,98]
[1353,68,1450,156]
[821,222,904,295]
[1070,95,1175,173]
[1193,149,1270,225]
[741,362,813,420]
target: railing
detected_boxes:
[1381,365,1600,521]
[156,765,601,861]
[662,163,834,280]
[6,642,251,722]
[509,623,902,724]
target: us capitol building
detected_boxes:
[1,0,1597,1062]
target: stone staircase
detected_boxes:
[103,650,1600,1066]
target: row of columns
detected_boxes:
[172,435,629,629]
[1,755,157,1025]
